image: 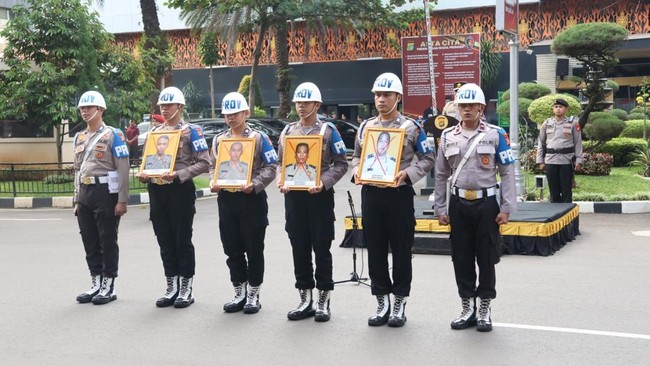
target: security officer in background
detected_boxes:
[441,81,466,118]
[536,98,583,203]
[210,92,278,314]
[433,83,516,332]
[137,86,210,309]
[73,90,130,305]
[278,82,348,322]
[352,72,435,327]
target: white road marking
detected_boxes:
[631,230,650,237]
[495,322,650,340]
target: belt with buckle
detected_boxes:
[80,176,109,185]
[453,186,497,201]
[150,177,172,185]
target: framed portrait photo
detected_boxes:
[358,127,405,185]
[139,130,182,177]
[281,135,322,190]
[213,137,256,189]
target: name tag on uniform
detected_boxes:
[75,145,85,154]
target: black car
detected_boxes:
[322,118,359,155]
[255,117,291,131]
[192,118,281,150]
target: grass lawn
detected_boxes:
[0,176,211,198]
[523,166,650,201]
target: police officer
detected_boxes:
[360,131,397,181]
[284,143,318,184]
[441,81,466,119]
[352,72,435,327]
[433,83,516,332]
[210,92,278,314]
[136,86,210,309]
[536,98,583,203]
[218,142,249,181]
[278,82,348,322]
[73,90,130,305]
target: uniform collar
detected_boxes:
[226,124,252,138]
[452,120,488,134]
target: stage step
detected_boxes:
[413,232,450,255]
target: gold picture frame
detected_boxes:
[281,135,323,190]
[213,137,256,189]
[358,127,405,185]
[140,130,182,177]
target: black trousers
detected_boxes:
[361,185,415,297]
[448,195,501,299]
[284,189,335,291]
[218,190,268,287]
[77,184,120,278]
[148,180,197,278]
[545,163,574,203]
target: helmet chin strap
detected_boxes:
[82,108,99,123]
[301,104,318,121]
[166,108,180,122]
[380,97,400,118]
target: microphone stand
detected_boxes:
[335,191,370,287]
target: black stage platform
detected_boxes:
[340,201,580,256]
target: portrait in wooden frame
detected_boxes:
[140,130,182,177]
[281,135,323,190]
[358,127,405,185]
[213,137,256,189]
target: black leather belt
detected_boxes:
[546,147,574,154]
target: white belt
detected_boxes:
[80,176,109,185]
[453,186,497,201]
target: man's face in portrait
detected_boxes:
[229,142,243,162]
[156,136,169,154]
[295,144,309,164]
[377,133,390,156]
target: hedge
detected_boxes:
[620,120,650,138]
[523,148,614,175]
[584,137,648,166]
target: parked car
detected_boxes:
[323,118,358,155]
[191,118,282,150]
[137,122,152,156]
[255,117,291,131]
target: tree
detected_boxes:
[552,22,628,129]
[0,0,152,163]
[199,31,221,118]
[480,40,502,88]
[167,0,423,115]
[96,0,173,111]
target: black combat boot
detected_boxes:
[156,276,179,308]
[450,297,477,330]
[287,289,316,320]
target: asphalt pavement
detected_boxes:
[1,175,649,365]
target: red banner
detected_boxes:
[401,34,481,119]
[496,0,519,34]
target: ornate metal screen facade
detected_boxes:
[114,1,650,70]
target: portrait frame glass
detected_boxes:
[213,137,256,189]
[281,135,323,190]
[139,130,182,177]
[358,127,405,185]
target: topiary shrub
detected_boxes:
[253,106,267,118]
[629,107,649,116]
[584,138,648,166]
[609,108,628,121]
[501,82,551,101]
[577,152,613,175]
[528,94,583,124]
[496,98,533,122]
[587,111,610,123]
[628,112,647,120]
[620,120,650,138]
[583,116,626,142]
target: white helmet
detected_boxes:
[371,72,403,95]
[77,91,106,109]
[221,92,249,114]
[157,86,186,106]
[454,83,486,105]
[292,82,322,103]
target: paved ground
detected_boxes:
[1,176,649,365]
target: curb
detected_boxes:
[0,188,215,209]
